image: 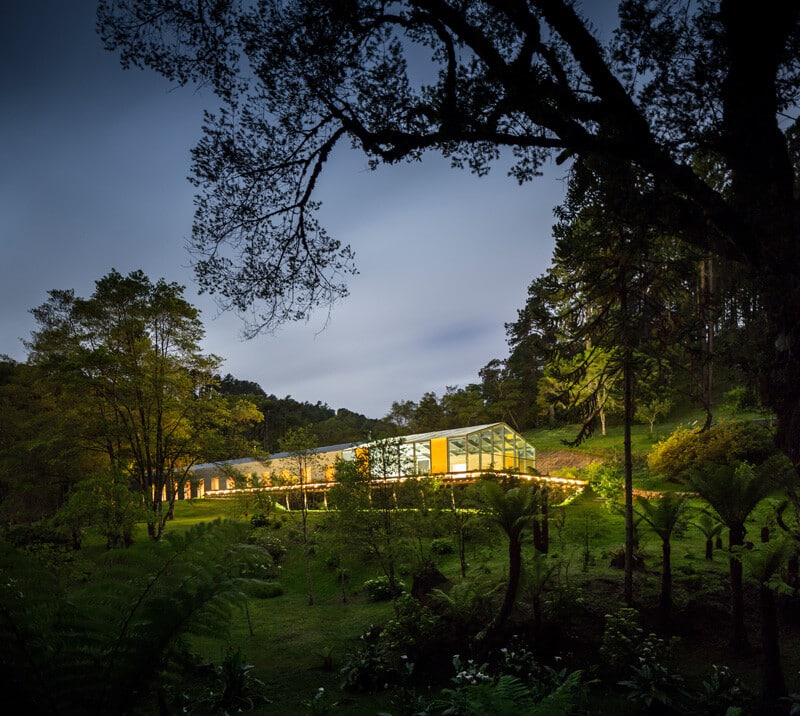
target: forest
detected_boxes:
[4,0,800,713]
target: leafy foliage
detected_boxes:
[436,653,588,716]
[363,576,404,602]
[648,421,778,481]
[0,519,266,714]
[25,270,262,540]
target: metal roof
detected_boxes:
[267,442,361,461]
[190,442,360,472]
[362,422,526,446]
[190,423,531,473]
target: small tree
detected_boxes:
[634,493,689,625]
[690,462,773,648]
[738,539,794,707]
[58,469,148,549]
[329,442,411,598]
[472,479,536,632]
[280,425,319,605]
[635,397,673,434]
[693,512,724,560]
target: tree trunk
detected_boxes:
[623,348,635,606]
[493,537,522,629]
[660,538,672,625]
[729,524,748,649]
[699,254,714,430]
[540,487,549,554]
[705,537,714,560]
[759,584,787,706]
[300,477,314,606]
[788,554,799,590]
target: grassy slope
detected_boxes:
[164,408,795,713]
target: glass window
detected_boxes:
[467,433,481,471]
[493,425,505,469]
[414,440,431,474]
[505,431,518,470]
[449,437,467,472]
[481,430,494,470]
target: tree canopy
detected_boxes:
[97,2,800,471]
[26,270,261,539]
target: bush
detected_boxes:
[183,646,268,714]
[249,581,283,599]
[340,639,397,692]
[619,633,687,712]
[250,513,269,528]
[363,576,404,602]
[724,386,760,415]
[431,538,455,555]
[5,522,72,550]
[599,607,644,677]
[380,594,441,654]
[581,461,623,501]
[436,654,589,715]
[247,528,287,564]
[647,420,776,480]
[691,664,752,715]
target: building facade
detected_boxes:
[189,422,536,495]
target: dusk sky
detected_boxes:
[0,2,603,419]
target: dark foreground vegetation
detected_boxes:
[3,416,800,715]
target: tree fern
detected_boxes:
[1,518,265,714]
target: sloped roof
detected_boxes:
[362,422,526,446]
[267,442,361,461]
[190,442,361,472]
[189,423,531,474]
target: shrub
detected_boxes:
[599,607,644,677]
[340,639,396,692]
[250,513,269,528]
[431,538,455,555]
[581,461,623,501]
[436,654,589,715]
[619,633,687,712]
[606,545,646,571]
[249,581,283,599]
[691,664,752,715]
[187,646,268,714]
[363,576,404,602]
[5,522,72,550]
[431,579,495,631]
[380,594,441,654]
[247,528,287,564]
[724,386,759,415]
[647,420,776,480]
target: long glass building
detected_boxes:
[344,422,536,478]
[191,422,537,494]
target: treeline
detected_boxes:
[0,271,265,537]
[386,205,764,441]
[215,374,394,452]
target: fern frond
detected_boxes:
[1,518,265,715]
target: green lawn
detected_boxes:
[167,487,800,714]
[526,406,772,458]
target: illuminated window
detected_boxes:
[449,437,467,472]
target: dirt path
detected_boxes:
[536,449,599,475]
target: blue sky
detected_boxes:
[0,1,582,418]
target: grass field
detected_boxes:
[167,469,800,714]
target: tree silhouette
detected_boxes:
[98,2,800,489]
[739,538,793,707]
[634,493,689,625]
[472,479,536,631]
[690,462,773,649]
